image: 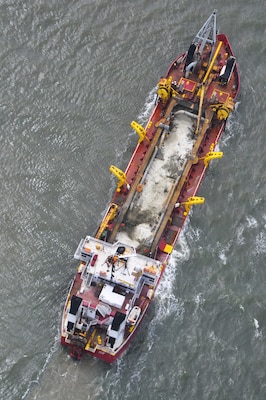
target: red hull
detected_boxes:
[61,12,240,363]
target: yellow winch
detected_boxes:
[216,105,230,120]
[157,76,173,102]
[211,97,235,121]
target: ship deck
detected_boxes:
[105,33,239,260]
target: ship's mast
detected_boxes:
[192,10,217,61]
[184,10,217,78]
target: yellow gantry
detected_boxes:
[95,203,118,239]
[202,151,223,167]
[109,165,128,192]
[181,196,205,216]
[131,121,150,144]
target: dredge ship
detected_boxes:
[61,11,240,363]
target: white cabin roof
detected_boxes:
[74,236,162,290]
